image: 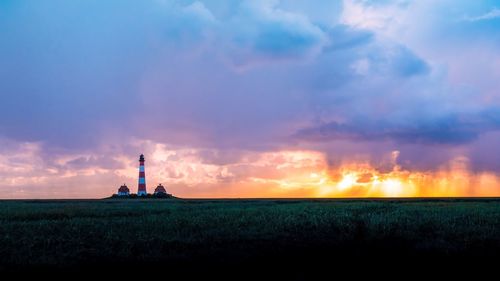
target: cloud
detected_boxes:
[340,0,410,31]
[464,8,500,22]
[0,0,482,152]
[294,109,500,145]
[352,44,429,77]
[390,46,429,77]
[2,137,500,199]
[0,137,331,198]
[223,0,330,66]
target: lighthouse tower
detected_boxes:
[137,154,147,196]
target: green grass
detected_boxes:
[0,198,499,274]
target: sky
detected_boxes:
[1,0,500,198]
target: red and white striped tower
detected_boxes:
[137,154,147,196]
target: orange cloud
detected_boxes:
[1,140,499,199]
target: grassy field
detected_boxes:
[0,198,499,277]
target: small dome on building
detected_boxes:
[154,184,167,194]
[117,184,130,196]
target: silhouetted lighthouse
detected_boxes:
[137,154,147,196]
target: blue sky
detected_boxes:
[1,0,500,198]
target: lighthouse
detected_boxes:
[137,154,147,196]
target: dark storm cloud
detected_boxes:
[294,109,500,145]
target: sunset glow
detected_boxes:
[312,160,500,198]
[1,138,500,198]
